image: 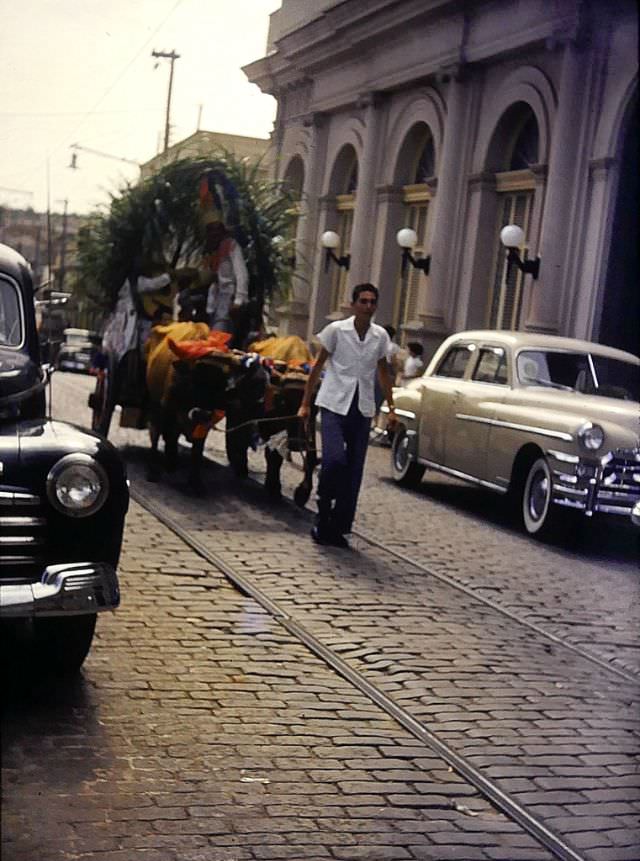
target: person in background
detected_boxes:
[374,324,402,411]
[297,283,398,548]
[202,219,249,337]
[401,341,425,383]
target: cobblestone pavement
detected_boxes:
[2,372,636,861]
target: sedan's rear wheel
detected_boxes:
[391,426,425,488]
[522,456,555,535]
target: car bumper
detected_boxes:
[548,450,640,522]
[0,562,120,618]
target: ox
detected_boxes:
[144,324,317,504]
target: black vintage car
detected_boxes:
[0,243,129,674]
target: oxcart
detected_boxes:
[88,317,318,506]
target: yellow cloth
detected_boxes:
[248,335,312,364]
[145,321,210,405]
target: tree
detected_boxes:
[76,151,297,327]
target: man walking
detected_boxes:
[297,283,398,547]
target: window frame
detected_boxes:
[471,345,510,386]
[0,274,25,350]
[433,342,477,380]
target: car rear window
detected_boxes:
[435,344,474,378]
[0,277,23,347]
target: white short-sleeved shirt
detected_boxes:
[315,316,390,417]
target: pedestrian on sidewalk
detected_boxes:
[401,341,425,383]
[297,283,398,548]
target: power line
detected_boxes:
[11,0,186,192]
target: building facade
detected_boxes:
[244,0,638,358]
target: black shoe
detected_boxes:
[311,526,350,549]
[329,532,350,549]
[310,526,332,545]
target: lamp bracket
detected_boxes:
[402,249,431,276]
[325,249,351,272]
[507,248,540,280]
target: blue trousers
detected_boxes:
[317,395,371,535]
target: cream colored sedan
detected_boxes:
[388,331,640,536]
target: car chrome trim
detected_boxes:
[455,413,573,442]
[417,458,508,493]
[0,515,46,527]
[547,449,579,464]
[0,562,120,618]
[0,490,40,505]
[381,405,416,420]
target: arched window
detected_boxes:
[488,105,539,330]
[394,127,435,335]
[329,146,358,312]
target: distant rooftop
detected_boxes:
[140,130,271,180]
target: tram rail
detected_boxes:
[131,481,590,861]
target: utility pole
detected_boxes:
[56,198,69,290]
[152,49,180,152]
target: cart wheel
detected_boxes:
[90,361,115,437]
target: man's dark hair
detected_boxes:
[352,283,379,303]
[384,324,396,339]
[407,341,424,356]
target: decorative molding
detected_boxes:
[376,184,403,203]
[589,156,616,179]
[303,111,327,129]
[495,169,535,193]
[319,194,337,212]
[468,171,496,191]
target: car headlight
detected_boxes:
[47,454,109,518]
[577,422,605,452]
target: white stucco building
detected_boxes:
[244,0,638,359]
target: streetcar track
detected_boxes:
[131,481,586,861]
[197,442,639,686]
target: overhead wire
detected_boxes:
[10,0,186,196]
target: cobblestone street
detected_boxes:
[1,373,638,861]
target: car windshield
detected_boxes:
[0,278,23,347]
[517,350,640,401]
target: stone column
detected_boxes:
[525,40,589,332]
[369,185,405,325]
[346,92,386,292]
[570,157,618,340]
[307,194,340,336]
[423,73,470,334]
[276,113,329,337]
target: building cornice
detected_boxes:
[244,0,584,110]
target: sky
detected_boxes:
[0,0,280,216]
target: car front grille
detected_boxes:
[596,454,640,514]
[0,489,46,582]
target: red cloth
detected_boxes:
[168,329,232,360]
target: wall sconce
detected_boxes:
[500,224,540,280]
[321,230,350,272]
[396,228,430,276]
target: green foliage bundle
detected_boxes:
[76,151,297,321]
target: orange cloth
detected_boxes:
[168,329,232,360]
[145,321,210,406]
[248,335,312,365]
